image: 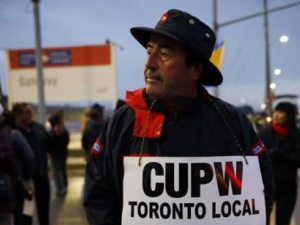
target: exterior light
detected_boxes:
[279,35,289,43]
[269,83,276,89]
[266,117,272,123]
[260,103,266,110]
[274,69,281,75]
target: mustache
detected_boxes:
[146,72,163,81]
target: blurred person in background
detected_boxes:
[0,104,16,225]
[48,110,70,196]
[80,107,92,132]
[12,103,50,225]
[82,104,105,160]
[259,102,300,225]
[3,110,35,225]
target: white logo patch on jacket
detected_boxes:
[91,138,104,155]
[251,140,266,155]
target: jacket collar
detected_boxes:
[126,88,164,138]
[125,86,209,138]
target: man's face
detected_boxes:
[17,104,33,126]
[272,110,288,125]
[144,34,200,102]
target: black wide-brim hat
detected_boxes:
[130,9,223,86]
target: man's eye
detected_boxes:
[161,51,169,57]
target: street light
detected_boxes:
[274,69,281,75]
[279,35,289,43]
[269,82,276,89]
[260,103,267,110]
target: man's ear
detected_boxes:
[191,63,204,81]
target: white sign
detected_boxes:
[7,44,117,105]
[122,156,266,225]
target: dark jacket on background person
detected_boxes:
[259,124,300,190]
[0,124,16,214]
[48,128,70,157]
[18,121,51,225]
[18,121,50,177]
[2,110,35,183]
[10,129,35,182]
[10,129,35,225]
[48,126,69,196]
[83,87,275,225]
[82,120,105,158]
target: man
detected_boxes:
[2,107,35,225]
[13,102,50,225]
[84,9,274,225]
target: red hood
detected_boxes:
[125,88,165,138]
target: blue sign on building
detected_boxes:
[18,49,72,67]
[18,52,35,66]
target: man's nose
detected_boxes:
[145,52,158,70]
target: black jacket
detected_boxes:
[19,122,50,177]
[84,87,274,225]
[0,125,16,213]
[10,129,35,181]
[82,120,105,154]
[259,124,300,191]
[48,128,70,158]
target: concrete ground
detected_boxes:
[49,177,88,225]
[31,168,88,225]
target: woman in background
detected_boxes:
[259,102,300,225]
